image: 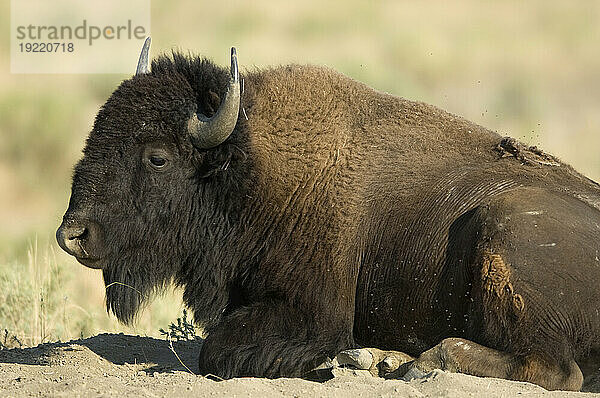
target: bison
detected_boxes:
[56,38,600,390]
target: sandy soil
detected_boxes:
[0,333,598,397]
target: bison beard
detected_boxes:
[103,257,161,325]
[55,43,600,391]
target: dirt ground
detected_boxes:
[0,334,599,397]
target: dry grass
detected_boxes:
[0,239,185,347]
[1,0,599,345]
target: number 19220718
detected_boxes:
[19,42,74,52]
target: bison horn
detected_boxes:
[136,37,151,75]
[188,47,241,149]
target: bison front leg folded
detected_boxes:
[406,338,583,391]
[198,301,352,379]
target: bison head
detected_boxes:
[56,38,244,325]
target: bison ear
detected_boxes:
[205,90,221,117]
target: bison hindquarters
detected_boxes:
[197,301,351,378]
[402,186,600,391]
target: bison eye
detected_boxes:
[149,155,167,168]
[143,146,172,171]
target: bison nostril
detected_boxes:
[56,221,103,261]
[56,220,105,269]
[66,227,88,242]
[57,225,88,257]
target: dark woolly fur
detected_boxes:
[58,51,600,389]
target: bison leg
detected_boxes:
[197,301,352,379]
[405,337,583,391]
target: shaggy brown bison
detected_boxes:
[56,38,600,390]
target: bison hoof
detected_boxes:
[402,366,429,381]
[381,355,400,373]
[335,348,374,370]
[335,348,414,377]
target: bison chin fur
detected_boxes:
[102,253,175,325]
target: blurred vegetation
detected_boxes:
[1,0,599,345]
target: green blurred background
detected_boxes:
[1,1,599,346]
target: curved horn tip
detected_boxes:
[230,47,239,82]
[187,46,241,149]
[136,37,152,75]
